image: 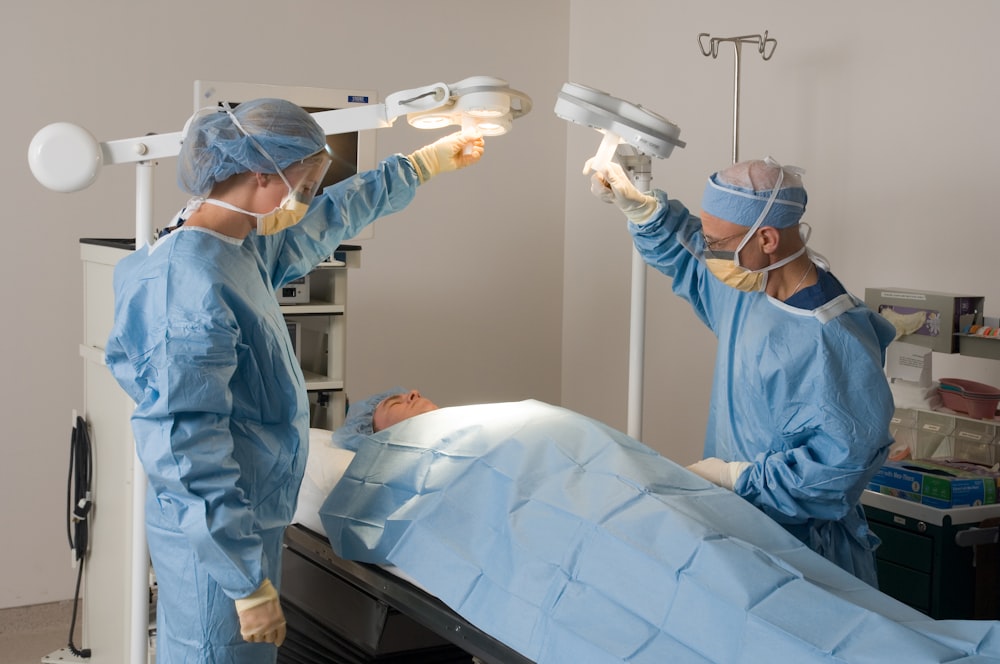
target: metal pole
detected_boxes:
[732,42,742,163]
[698,31,777,164]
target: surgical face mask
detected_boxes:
[704,250,768,292]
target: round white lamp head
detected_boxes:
[28,122,104,192]
[554,82,685,159]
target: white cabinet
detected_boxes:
[279,246,360,430]
[79,239,148,663]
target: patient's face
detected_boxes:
[373,390,439,432]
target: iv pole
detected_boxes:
[698,31,777,163]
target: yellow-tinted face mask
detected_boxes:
[705,254,767,292]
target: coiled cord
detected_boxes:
[66,415,92,659]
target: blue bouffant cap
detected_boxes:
[701,158,807,229]
[332,387,408,452]
[177,98,326,196]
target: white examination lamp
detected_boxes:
[554,82,685,440]
[27,75,533,247]
[406,75,531,136]
[26,75,530,664]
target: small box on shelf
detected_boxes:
[865,287,983,354]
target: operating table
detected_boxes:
[280,523,533,664]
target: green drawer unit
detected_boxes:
[862,490,1000,619]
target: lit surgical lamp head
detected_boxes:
[406,76,532,137]
[554,82,685,176]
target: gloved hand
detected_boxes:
[686,457,751,491]
[235,578,286,647]
[585,160,658,224]
[406,131,485,184]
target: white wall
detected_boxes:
[562,0,1000,463]
[0,0,569,609]
[4,0,999,612]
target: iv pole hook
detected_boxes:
[698,31,777,163]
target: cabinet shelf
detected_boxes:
[302,371,344,391]
[277,254,358,429]
[280,303,345,315]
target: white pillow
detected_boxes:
[293,428,356,533]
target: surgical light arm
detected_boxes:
[27,76,532,247]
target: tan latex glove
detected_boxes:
[234,578,286,647]
[686,457,751,491]
[406,131,485,183]
[585,160,658,224]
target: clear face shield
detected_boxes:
[279,146,334,208]
[252,146,332,235]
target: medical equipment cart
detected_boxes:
[862,490,1000,619]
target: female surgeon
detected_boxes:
[104,98,484,663]
[587,157,896,588]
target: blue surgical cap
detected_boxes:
[701,158,807,229]
[177,98,326,197]
[332,387,408,452]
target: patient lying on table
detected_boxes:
[301,388,1000,664]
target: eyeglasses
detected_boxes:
[701,229,746,253]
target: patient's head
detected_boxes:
[332,387,439,452]
[373,390,439,432]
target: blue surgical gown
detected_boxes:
[629,193,896,586]
[105,155,419,663]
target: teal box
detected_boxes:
[868,460,999,508]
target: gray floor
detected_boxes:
[0,601,83,664]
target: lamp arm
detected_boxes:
[102,131,184,166]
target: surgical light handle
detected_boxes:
[589,132,623,174]
[698,31,777,163]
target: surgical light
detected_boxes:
[405,76,531,137]
[554,82,685,173]
[27,75,533,247]
[554,82,685,440]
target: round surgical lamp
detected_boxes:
[406,75,532,136]
[408,113,454,130]
[554,82,686,441]
[467,116,509,136]
[554,82,685,171]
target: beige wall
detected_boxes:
[3,0,1000,611]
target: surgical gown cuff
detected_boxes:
[235,578,277,612]
[624,195,660,224]
[725,461,751,491]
